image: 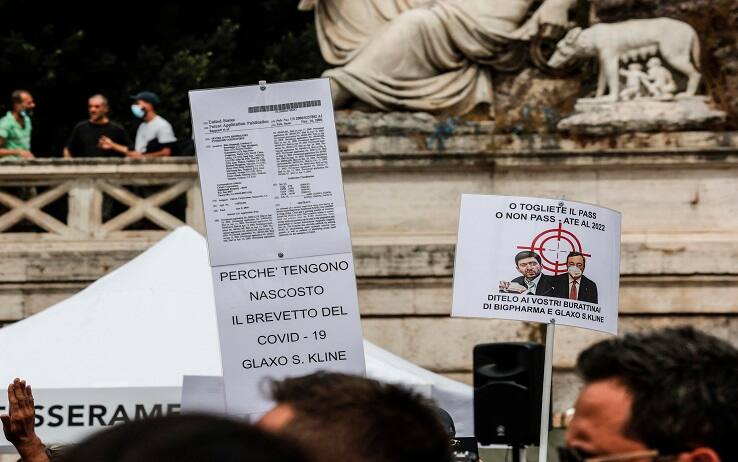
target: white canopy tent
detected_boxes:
[0,227,472,449]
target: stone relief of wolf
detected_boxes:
[548,18,702,102]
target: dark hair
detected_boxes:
[270,372,452,462]
[576,326,738,461]
[10,90,28,108]
[58,414,309,462]
[566,252,586,265]
[514,251,541,266]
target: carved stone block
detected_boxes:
[558,97,726,134]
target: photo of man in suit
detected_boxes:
[499,251,555,296]
[551,251,598,303]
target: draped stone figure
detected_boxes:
[299,0,578,115]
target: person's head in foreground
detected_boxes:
[562,326,738,462]
[58,414,308,462]
[259,372,453,462]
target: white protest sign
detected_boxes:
[0,387,181,452]
[452,194,621,335]
[189,78,351,266]
[212,253,365,414]
[189,79,365,415]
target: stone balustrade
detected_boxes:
[0,158,204,241]
[2,122,738,412]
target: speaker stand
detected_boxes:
[512,444,526,462]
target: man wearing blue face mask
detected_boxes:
[551,252,598,303]
[0,90,36,161]
[99,91,176,158]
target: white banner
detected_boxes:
[452,194,622,334]
[189,79,365,415]
[0,387,181,452]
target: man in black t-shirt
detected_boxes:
[63,94,131,158]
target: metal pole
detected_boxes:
[538,319,555,462]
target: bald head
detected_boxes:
[88,94,109,123]
[10,90,34,115]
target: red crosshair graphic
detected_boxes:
[516,222,591,275]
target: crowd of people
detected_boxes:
[0,90,182,161]
[1,326,736,462]
[1,372,452,462]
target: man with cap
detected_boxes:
[99,91,176,158]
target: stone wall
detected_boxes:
[2,113,738,413]
[337,111,738,412]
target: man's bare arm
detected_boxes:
[98,136,129,156]
[0,137,34,159]
[137,147,172,158]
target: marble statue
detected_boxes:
[644,57,677,99]
[619,63,647,101]
[551,18,725,135]
[299,0,579,115]
[547,18,702,102]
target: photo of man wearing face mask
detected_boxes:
[551,252,598,304]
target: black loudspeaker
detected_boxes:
[473,342,545,446]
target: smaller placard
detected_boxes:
[452,194,622,335]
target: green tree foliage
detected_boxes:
[0,0,327,155]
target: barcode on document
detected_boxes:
[248,100,321,113]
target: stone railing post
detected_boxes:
[0,158,202,242]
[67,179,103,237]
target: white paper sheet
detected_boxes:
[189,79,351,266]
